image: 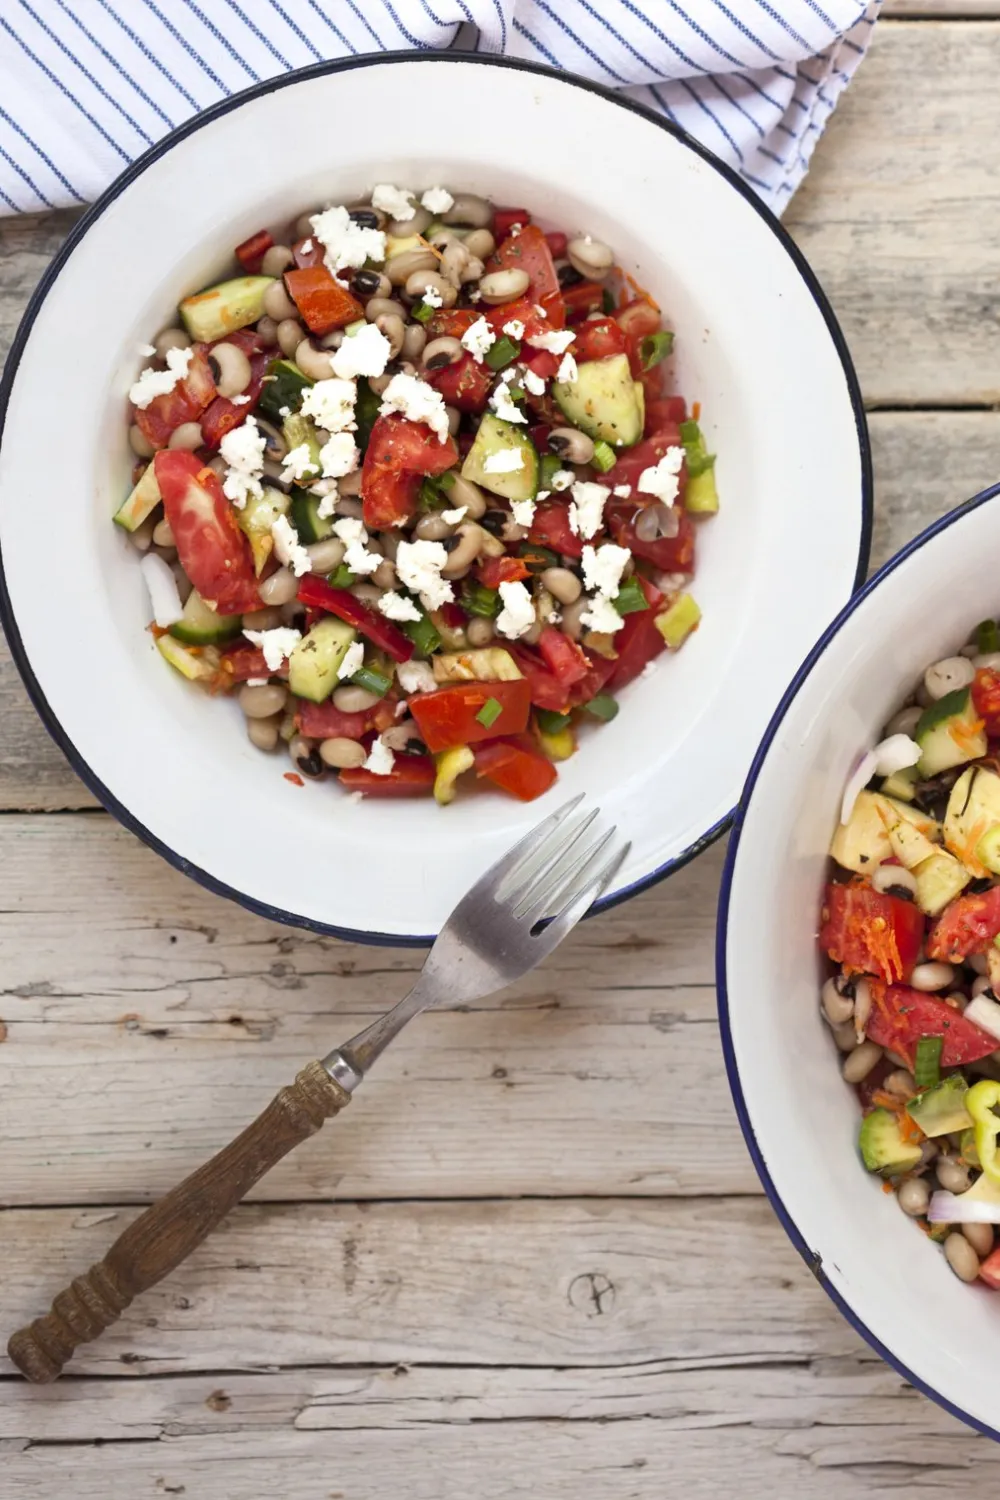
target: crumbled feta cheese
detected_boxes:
[397,659,438,695]
[421,285,444,309]
[348,790,364,804]
[496,580,536,640]
[317,435,359,489]
[569,481,610,540]
[395,538,454,611]
[129,345,193,409]
[510,498,536,528]
[556,351,578,384]
[364,735,396,776]
[521,367,546,396]
[310,204,386,273]
[510,223,522,238]
[220,415,266,508]
[332,516,380,576]
[534,303,547,318]
[378,590,423,622]
[231,393,251,406]
[379,372,451,442]
[138,342,157,358]
[526,328,576,355]
[490,381,526,424]
[281,443,320,484]
[279,405,291,418]
[371,184,415,221]
[337,639,365,681]
[581,542,631,598]
[246,678,269,687]
[271,514,311,576]
[483,449,524,474]
[580,593,625,635]
[461,316,496,364]
[331,322,392,380]
[243,626,302,672]
[641,660,658,678]
[612,484,633,498]
[421,186,454,214]
[300,237,313,254]
[503,320,525,340]
[637,447,686,505]
[441,506,468,524]
[301,377,357,434]
[550,468,574,492]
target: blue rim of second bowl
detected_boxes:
[0,49,873,947]
[716,478,1000,1443]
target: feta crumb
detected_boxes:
[231,393,251,406]
[526,328,576,355]
[300,237,313,253]
[483,449,524,474]
[279,405,291,418]
[510,223,522,238]
[534,303,547,318]
[319,433,360,485]
[394,700,408,718]
[243,626,302,672]
[332,516,380,576]
[138,342,157,358]
[490,381,526,424]
[556,351,578,384]
[129,345,193,409]
[372,184,415,221]
[461,316,496,364]
[310,204,385,273]
[510,498,536,528]
[612,484,633,498]
[550,468,574,492]
[421,285,444,309]
[496,580,536,640]
[281,442,320,484]
[301,377,357,434]
[397,659,438,695]
[348,790,364,804]
[569,481,610,540]
[581,542,631,598]
[637,447,686,505]
[421,186,454,214]
[246,677,269,687]
[379,372,451,443]
[271,514,311,576]
[378,591,423,622]
[220,415,266,508]
[331,322,392,380]
[580,592,625,635]
[503,320,525,340]
[469,288,482,303]
[395,538,454,611]
[522,367,546,396]
[364,735,396,776]
[337,639,365,681]
[441,506,468,524]
[641,660,658,678]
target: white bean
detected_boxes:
[872,863,918,898]
[962,1221,994,1257]
[936,1156,971,1194]
[924,656,975,701]
[842,1040,882,1082]
[897,1177,929,1217]
[944,1231,981,1282]
[821,977,854,1026]
[909,961,955,992]
[478,268,530,304]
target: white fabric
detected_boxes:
[0,1,880,219]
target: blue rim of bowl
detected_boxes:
[0,50,872,948]
[717,478,1000,1442]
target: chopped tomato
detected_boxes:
[615,298,662,377]
[864,985,998,1069]
[475,735,558,802]
[522,349,560,382]
[199,352,269,448]
[234,228,273,274]
[294,698,371,741]
[562,280,605,322]
[296,575,414,663]
[291,236,324,268]
[477,555,530,588]
[153,451,260,614]
[483,294,563,340]
[544,231,568,260]
[644,396,688,435]
[486,223,561,306]
[217,642,288,684]
[972,667,1000,738]
[606,576,666,691]
[361,414,459,530]
[133,346,216,449]
[529,500,583,559]
[283,266,363,335]
[493,208,531,242]
[537,626,591,687]
[426,308,480,339]
[979,1247,1000,1289]
[571,652,617,707]
[426,352,493,414]
[819,883,924,983]
[340,756,436,796]
[209,327,267,358]
[409,679,531,753]
[606,425,684,494]
[572,316,628,364]
[363,468,421,530]
[608,503,695,574]
[509,646,572,714]
[926,885,1000,961]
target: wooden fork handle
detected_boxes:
[7,1061,350,1383]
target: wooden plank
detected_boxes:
[887,3,998,14]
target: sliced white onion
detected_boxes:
[841,750,879,825]
[928,1189,1000,1224]
[872,733,921,778]
[140,553,184,628]
[963,995,1000,1042]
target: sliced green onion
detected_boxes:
[539,454,564,491]
[602,288,616,314]
[914,1036,943,1092]
[519,542,560,574]
[591,439,617,474]
[327,563,357,589]
[354,376,381,452]
[582,694,619,722]
[420,475,448,511]
[678,418,716,479]
[535,708,571,735]
[411,300,435,324]
[350,666,392,698]
[476,696,503,728]
[461,579,500,618]
[977,619,1000,655]
[402,610,441,656]
[640,331,674,371]
[612,576,649,616]
[485,335,521,371]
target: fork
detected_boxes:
[8,796,627,1383]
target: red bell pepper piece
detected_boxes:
[199,351,269,448]
[133,345,217,449]
[284,266,363,335]
[296,576,414,663]
[409,679,532,753]
[294,698,372,741]
[562,280,606,322]
[544,231,568,260]
[292,235,325,268]
[606,576,667,692]
[477,555,531,588]
[475,735,558,802]
[234,228,273,274]
[493,207,532,242]
[522,349,560,382]
[339,755,436,796]
[537,626,592,687]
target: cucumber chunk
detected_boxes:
[288,619,356,703]
[829,789,939,875]
[461,414,538,501]
[912,847,971,915]
[169,589,242,646]
[289,487,333,544]
[906,1076,973,1138]
[155,634,217,682]
[858,1107,922,1176]
[257,358,313,423]
[237,485,290,575]
[114,463,161,532]
[180,275,274,343]
[915,687,988,777]
[944,766,1000,873]
[552,353,643,448]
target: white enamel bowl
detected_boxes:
[719,483,1000,1439]
[0,54,869,943]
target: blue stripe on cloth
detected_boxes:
[222,0,291,67]
[511,17,560,68]
[572,0,663,74]
[0,184,22,213]
[304,0,357,54]
[490,0,507,50]
[748,0,810,51]
[17,0,154,144]
[798,0,838,30]
[54,0,175,128]
[0,135,53,208]
[178,0,259,79]
[0,100,84,202]
[677,75,744,163]
[376,0,427,48]
[710,73,766,139]
[262,0,322,60]
[736,73,787,113]
[0,16,132,161]
[646,82,680,126]
[704,0,780,63]
[662,0,743,69]
[343,0,386,49]
[99,0,201,110]
[612,0,698,71]
[140,0,231,92]
[532,0,628,84]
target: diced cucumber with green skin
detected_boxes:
[169,589,242,647]
[656,594,701,649]
[912,848,971,915]
[179,275,274,344]
[552,353,643,448]
[915,687,988,776]
[156,634,216,682]
[685,468,720,514]
[114,463,161,532]
[288,619,357,703]
[880,765,918,802]
[944,766,1000,873]
[461,414,539,501]
[257,359,313,423]
[237,485,289,575]
[905,1076,972,1138]
[289,487,333,544]
[858,1108,923,1175]
[281,412,322,477]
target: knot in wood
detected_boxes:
[567,1271,616,1317]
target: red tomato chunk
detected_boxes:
[864,985,998,1070]
[409,680,532,754]
[926,886,1000,961]
[153,451,260,615]
[475,736,558,802]
[339,756,436,796]
[819,882,923,984]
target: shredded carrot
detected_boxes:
[284,772,304,787]
[881,1180,894,1194]
[692,401,701,422]
[622,269,660,312]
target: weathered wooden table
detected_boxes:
[4,9,1000,1493]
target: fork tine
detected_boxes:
[506,807,601,913]
[465,793,585,905]
[533,840,631,955]
[513,824,615,923]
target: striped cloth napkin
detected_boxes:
[0,1,879,219]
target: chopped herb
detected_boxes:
[679,418,715,478]
[591,439,617,473]
[485,335,521,371]
[420,475,448,511]
[914,1036,943,1091]
[327,563,357,589]
[476,696,503,728]
[582,694,619,722]
[536,708,572,735]
[612,575,649,616]
[402,610,441,656]
[977,619,1000,655]
[461,579,500,618]
[350,666,392,698]
[639,331,674,371]
[411,300,435,324]
[519,542,560,573]
[538,453,564,491]
[354,376,381,451]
